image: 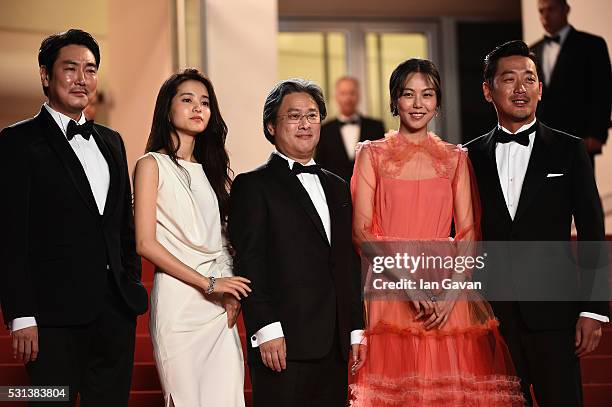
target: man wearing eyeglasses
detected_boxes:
[228,78,365,406]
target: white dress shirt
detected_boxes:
[495,119,536,221]
[338,114,361,160]
[10,104,110,332]
[250,150,364,347]
[495,119,609,323]
[542,24,571,86]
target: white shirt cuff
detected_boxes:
[579,312,610,323]
[10,317,37,332]
[250,321,284,348]
[351,329,366,345]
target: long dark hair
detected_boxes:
[146,68,232,221]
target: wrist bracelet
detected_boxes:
[205,276,216,294]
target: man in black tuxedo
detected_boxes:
[229,79,365,406]
[531,0,611,167]
[465,40,608,406]
[315,76,385,183]
[0,29,148,406]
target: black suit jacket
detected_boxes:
[228,153,364,363]
[316,116,385,183]
[0,107,148,327]
[465,122,608,330]
[532,27,611,148]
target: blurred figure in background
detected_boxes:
[316,76,385,182]
[531,0,611,168]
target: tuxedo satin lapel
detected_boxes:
[91,127,120,220]
[514,123,551,223]
[482,130,513,224]
[268,154,329,245]
[38,109,99,216]
[318,170,338,247]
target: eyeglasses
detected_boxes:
[277,112,321,124]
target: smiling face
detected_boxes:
[41,44,97,120]
[267,92,321,164]
[396,72,438,136]
[483,55,542,132]
[169,80,211,137]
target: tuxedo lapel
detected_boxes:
[318,171,339,247]
[481,129,513,224]
[91,127,120,220]
[38,108,99,216]
[548,28,575,90]
[514,123,551,223]
[268,154,329,245]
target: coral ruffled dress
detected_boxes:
[349,132,524,406]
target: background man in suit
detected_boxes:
[229,79,365,406]
[315,76,385,183]
[465,40,608,406]
[0,29,147,406]
[531,0,611,167]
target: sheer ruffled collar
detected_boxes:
[385,130,442,147]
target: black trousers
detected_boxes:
[250,332,348,407]
[495,302,582,407]
[26,279,136,407]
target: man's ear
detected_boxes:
[266,122,275,137]
[40,66,50,87]
[538,81,542,101]
[482,81,493,103]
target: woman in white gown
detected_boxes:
[133,68,251,407]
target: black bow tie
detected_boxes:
[292,163,322,175]
[340,118,359,126]
[66,119,94,140]
[544,35,561,44]
[494,123,536,147]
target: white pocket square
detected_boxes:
[546,173,564,178]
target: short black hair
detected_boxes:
[483,40,541,86]
[262,78,327,144]
[38,29,101,96]
[389,58,442,116]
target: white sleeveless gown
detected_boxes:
[142,152,244,407]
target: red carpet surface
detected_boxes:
[1,259,610,406]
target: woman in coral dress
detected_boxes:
[350,59,524,406]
